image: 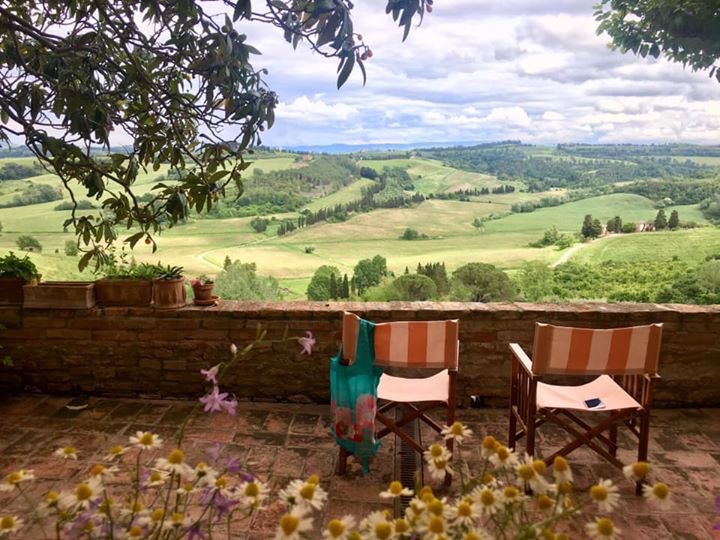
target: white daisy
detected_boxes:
[144,469,170,488]
[500,485,525,506]
[423,443,452,465]
[481,435,499,459]
[440,422,473,444]
[0,515,24,536]
[590,479,620,513]
[53,446,78,460]
[190,462,218,486]
[448,498,478,528]
[103,445,129,461]
[0,470,35,492]
[154,449,190,476]
[360,511,394,540]
[623,461,651,482]
[129,431,163,450]
[643,482,671,507]
[379,480,414,499]
[322,515,356,539]
[488,445,518,470]
[88,464,119,481]
[62,477,103,510]
[586,517,621,539]
[427,456,454,481]
[275,506,313,540]
[552,456,573,484]
[470,486,503,517]
[237,479,270,510]
[279,478,328,511]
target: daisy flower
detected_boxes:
[379,481,413,499]
[144,470,170,488]
[643,482,671,507]
[489,445,518,469]
[0,516,24,536]
[279,478,328,511]
[427,456,454,481]
[516,455,551,495]
[129,431,163,451]
[154,449,190,476]
[441,422,473,444]
[53,446,78,460]
[36,490,61,517]
[417,514,448,540]
[589,479,620,513]
[423,443,451,465]
[470,486,502,517]
[481,435,499,459]
[176,482,199,497]
[162,512,192,532]
[360,511,394,540]
[275,506,313,540]
[448,498,478,528]
[393,518,411,537]
[552,456,573,484]
[463,530,494,540]
[586,517,621,539]
[404,497,427,523]
[238,479,270,509]
[500,486,525,506]
[0,470,35,492]
[62,477,103,510]
[322,515,356,540]
[103,445,129,461]
[88,463,119,481]
[623,461,651,482]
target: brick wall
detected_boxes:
[0,302,718,406]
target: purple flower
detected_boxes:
[207,443,222,463]
[188,526,207,540]
[199,386,232,413]
[200,364,220,385]
[240,471,254,482]
[298,331,315,355]
[221,397,237,416]
[212,491,238,521]
[226,456,242,474]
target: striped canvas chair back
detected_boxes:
[531,322,663,375]
[342,312,459,369]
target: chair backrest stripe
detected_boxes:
[342,312,459,369]
[532,322,663,375]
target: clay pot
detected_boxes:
[192,283,215,304]
[153,278,187,309]
[23,282,96,309]
[95,279,152,307]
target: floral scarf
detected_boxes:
[329,317,383,474]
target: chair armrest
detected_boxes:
[509,343,535,377]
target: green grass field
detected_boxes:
[1,153,719,301]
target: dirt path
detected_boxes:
[552,235,613,267]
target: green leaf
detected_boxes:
[78,251,93,272]
[337,54,354,89]
[233,0,252,21]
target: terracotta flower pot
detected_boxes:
[153,278,187,309]
[192,283,215,304]
[95,279,153,307]
[23,282,96,309]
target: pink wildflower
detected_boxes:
[199,386,232,413]
[298,331,315,355]
[200,364,220,385]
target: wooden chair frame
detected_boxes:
[508,343,660,495]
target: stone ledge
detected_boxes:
[1,302,718,407]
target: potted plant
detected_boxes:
[152,264,186,309]
[94,254,155,307]
[190,274,216,306]
[0,252,40,306]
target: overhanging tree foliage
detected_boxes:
[595,0,720,81]
[0,0,431,269]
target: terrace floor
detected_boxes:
[0,394,718,539]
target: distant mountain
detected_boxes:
[281,141,480,154]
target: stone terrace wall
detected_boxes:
[0,302,718,406]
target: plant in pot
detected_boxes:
[0,252,40,305]
[190,274,216,306]
[152,264,186,309]
[94,251,155,307]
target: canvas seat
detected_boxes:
[336,312,460,483]
[508,322,663,494]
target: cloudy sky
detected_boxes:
[237,0,720,148]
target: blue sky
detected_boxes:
[237,0,720,147]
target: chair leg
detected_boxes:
[636,411,650,496]
[608,422,618,458]
[508,406,517,451]
[336,446,349,476]
[526,409,536,458]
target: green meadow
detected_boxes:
[1,153,719,299]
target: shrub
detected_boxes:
[0,251,40,280]
[1,183,62,207]
[622,222,637,233]
[214,261,281,301]
[306,265,341,301]
[388,273,437,300]
[54,200,95,211]
[16,234,42,252]
[451,262,516,302]
[64,240,78,256]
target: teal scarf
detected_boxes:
[330,317,384,474]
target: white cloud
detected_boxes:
[542,111,565,121]
[276,96,358,121]
[485,106,532,127]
